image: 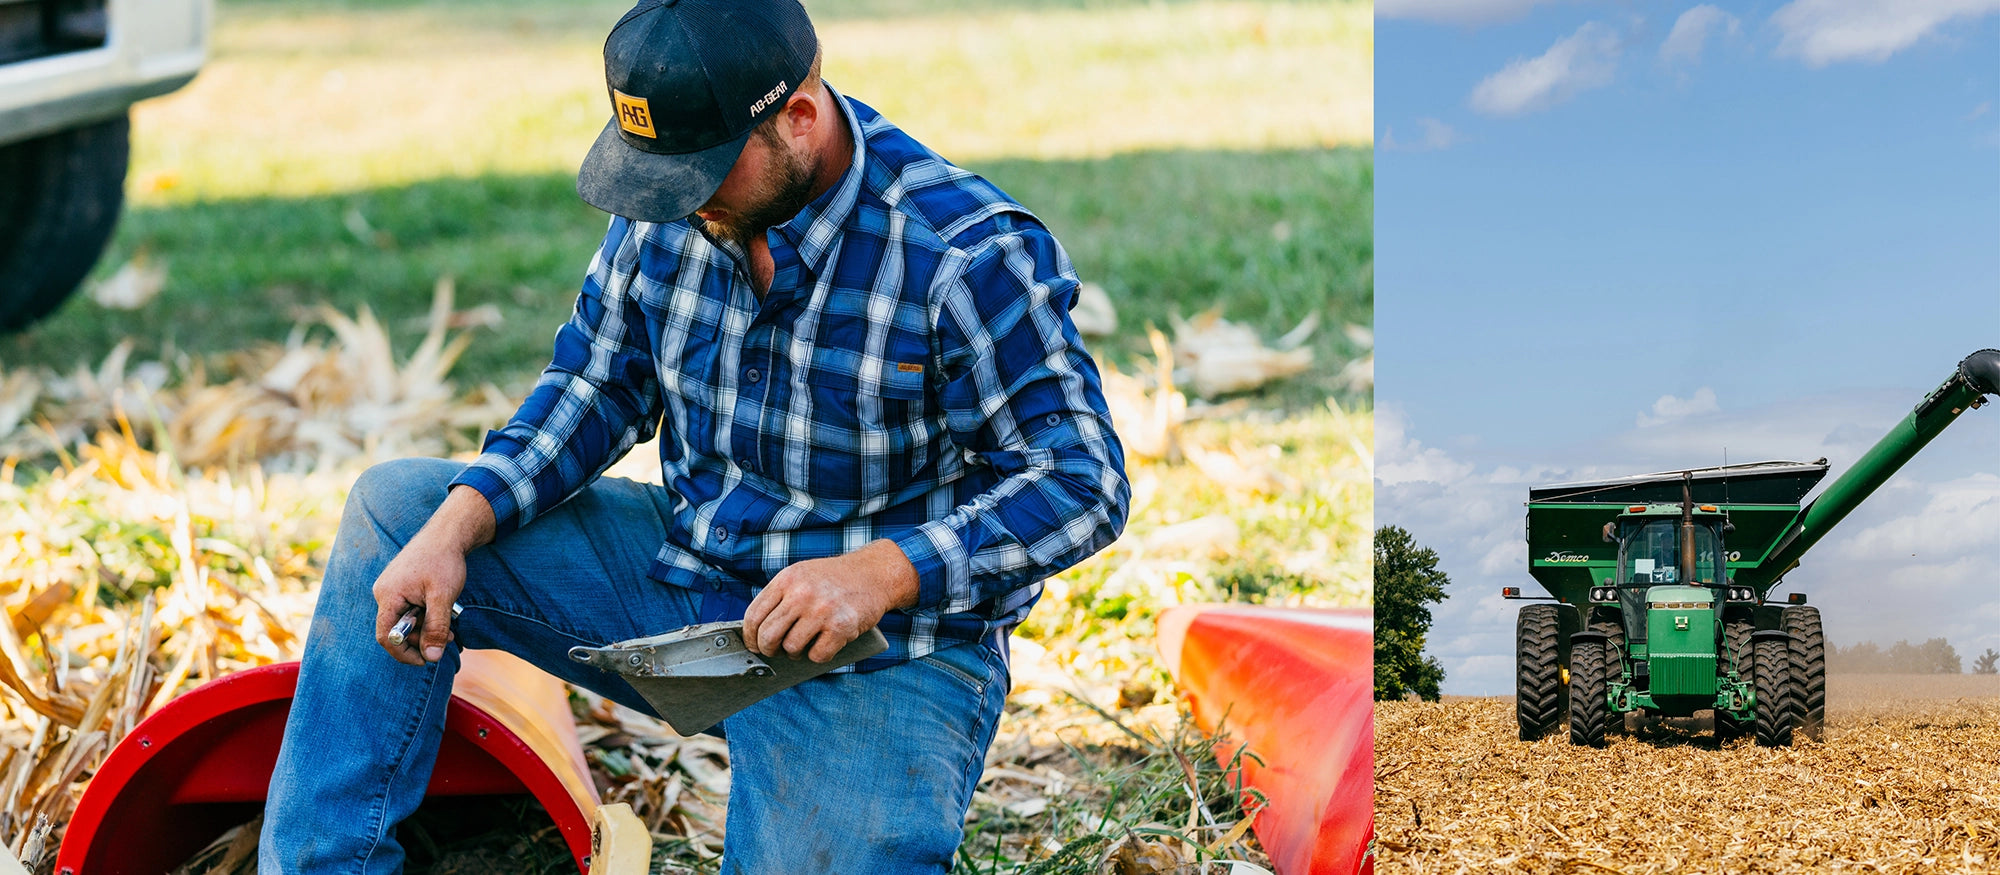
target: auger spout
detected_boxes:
[1737,349,2000,590]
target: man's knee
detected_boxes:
[341,456,463,545]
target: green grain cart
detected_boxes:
[1509,350,2000,747]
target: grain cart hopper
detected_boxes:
[1508,349,2000,748]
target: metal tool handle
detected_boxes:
[387,603,463,649]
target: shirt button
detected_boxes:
[713,525,729,541]
[737,456,756,472]
[745,368,762,383]
[1045,413,1061,427]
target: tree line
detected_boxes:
[1829,638,2000,675]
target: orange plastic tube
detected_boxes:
[1156,605,1373,875]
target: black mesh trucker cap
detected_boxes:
[576,0,819,222]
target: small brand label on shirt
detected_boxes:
[897,362,924,373]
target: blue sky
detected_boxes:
[1375,0,2000,695]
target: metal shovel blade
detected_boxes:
[569,621,888,736]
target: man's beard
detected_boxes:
[701,136,817,250]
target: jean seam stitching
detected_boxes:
[456,600,614,647]
[942,662,1002,863]
[345,492,432,872]
[355,658,444,872]
[917,651,985,696]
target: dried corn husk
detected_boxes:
[1170,309,1317,398]
[88,252,168,310]
[1101,329,1187,462]
[1073,282,1119,337]
[1,278,514,470]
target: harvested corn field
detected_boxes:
[1374,674,2000,874]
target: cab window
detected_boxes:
[1623,520,1679,584]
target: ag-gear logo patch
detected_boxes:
[614,90,657,138]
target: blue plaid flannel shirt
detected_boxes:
[450,89,1129,668]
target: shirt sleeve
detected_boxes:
[448,217,663,537]
[890,223,1131,615]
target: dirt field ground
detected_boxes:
[1375,675,2000,874]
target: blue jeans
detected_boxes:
[259,457,1009,874]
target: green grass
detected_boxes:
[4,147,1370,406]
[116,0,1366,203]
[5,0,1370,403]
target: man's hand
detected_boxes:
[372,485,494,665]
[373,539,467,665]
[743,539,919,663]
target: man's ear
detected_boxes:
[777,91,819,142]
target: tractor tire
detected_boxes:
[1716,620,1754,742]
[1568,638,1610,748]
[0,114,131,333]
[1753,637,1799,748]
[1784,606,1826,742]
[1516,604,1566,741]
[1590,619,1628,736]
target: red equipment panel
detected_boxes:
[57,651,598,873]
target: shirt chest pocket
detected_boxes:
[797,352,936,500]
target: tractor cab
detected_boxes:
[1605,505,1729,646]
[1610,504,1729,586]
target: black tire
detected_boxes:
[1516,604,1565,741]
[1590,618,1628,736]
[1716,619,1754,742]
[1568,638,1609,748]
[1753,637,1798,748]
[1784,606,1826,742]
[0,114,131,333]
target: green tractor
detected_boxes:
[1510,350,2000,747]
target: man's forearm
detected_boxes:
[856,539,920,611]
[414,484,499,555]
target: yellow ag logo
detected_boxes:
[1674,616,1690,631]
[614,90,657,138]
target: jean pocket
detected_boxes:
[913,643,994,696]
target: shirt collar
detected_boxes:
[769,82,866,275]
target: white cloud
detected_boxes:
[1469,22,1623,117]
[1612,392,1908,464]
[1378,0,1563,25]
[1636,386,1720,427]
[1378,407,1572,693]
[1771,0,2000,67]
[1834,473,2000,559]
[1661,5,1740,63]
[1376,410,1477,485]
[1381,118,1460,152]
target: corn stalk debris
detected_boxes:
[1376,675,2000,875]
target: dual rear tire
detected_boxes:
[1567,637,1609,748]
[1515,604,1614,747]
[1752,637,1799,747]
[1723,617,1806,747]
[1784,606,1827,742]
